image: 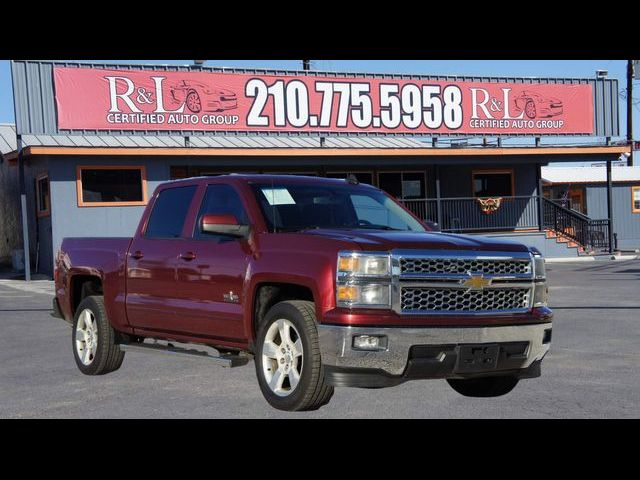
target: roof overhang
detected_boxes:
[15,145,631,158]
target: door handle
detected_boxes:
[131,250,144,260]
[179,251,197,261]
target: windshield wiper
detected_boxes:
[355,224,405,231]
[275,226,322,233]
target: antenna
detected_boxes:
[271,177,276,233]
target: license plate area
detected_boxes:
[455,344,500,373]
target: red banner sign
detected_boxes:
[53,67,595,135]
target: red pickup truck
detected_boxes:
[53,174,552,411]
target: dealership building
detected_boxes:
[0,60,635,278]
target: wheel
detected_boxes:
[185,91,202,113]
[447,376,519,398]
[72,295,125,375]
[524,100,536,119]
[255,300,334,411]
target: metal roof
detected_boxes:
[541,166,640,184]
[0,123,429,153]
[0,124,17,155]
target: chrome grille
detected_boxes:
[401,287,530,312]
[400,258,531,275]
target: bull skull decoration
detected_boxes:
[477,197,503,214]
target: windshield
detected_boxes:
[251,182,426,233]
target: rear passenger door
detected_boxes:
[172,183,252,341]
[126,185,198,332]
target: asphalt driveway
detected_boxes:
[1,260,639,418]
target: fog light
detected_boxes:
[353,335,388,351]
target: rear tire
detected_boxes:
[72,295,125,375]
[447,376,519,398]
[255,300,334,411]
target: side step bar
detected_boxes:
[119,341,251,368]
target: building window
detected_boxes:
[377,171,426,199]
[472,169,514,197]
[632,186,640,213]
[76,166,147,207]
[36,173,50,217]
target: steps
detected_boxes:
[545,229,587,254]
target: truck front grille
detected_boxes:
[400,287,530,313]
[400,258,531,276]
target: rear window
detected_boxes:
[145,186,197,238]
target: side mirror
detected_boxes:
[201,214,250,238]
[423,220,441,232]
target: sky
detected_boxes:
[1,59,637,149]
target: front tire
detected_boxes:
[447,376,519,398]
[72,295,125,375]
[255,301,334,411]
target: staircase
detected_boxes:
[544,228,586,254]
[542,198,611,254]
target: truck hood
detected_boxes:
[302,229,531,253]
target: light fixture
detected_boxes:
[595,70,608,78]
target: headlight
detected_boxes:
[336,252,392,308]
[338,252,391,276]
[337,284,390,307]
[533,255,546,280]
[532,283,549,307]
[532,253,548,307]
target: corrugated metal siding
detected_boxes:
[586,183,640,249]
[11,60,620,138]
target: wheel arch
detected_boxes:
[69,273,104,317]
[250,280,317,345]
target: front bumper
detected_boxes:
[318,323,551,388]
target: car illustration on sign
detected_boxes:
[169,80,238,113]
[513,90,563,119]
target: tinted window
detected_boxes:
[80,168,143,203]
[145,186,197,238]
[251,183,424,233]
[195,185,249,239]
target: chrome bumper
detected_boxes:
[318,323,551,376]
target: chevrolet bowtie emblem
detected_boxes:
[460,273,492,290]
[223,291,240,303]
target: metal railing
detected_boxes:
[400,196,540,233]
[399,195,611,252]
[541,198,610,251]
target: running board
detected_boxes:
[119,342,251,368]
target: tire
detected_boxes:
[255,300,334,411]
[447,376,519,398]
[524,100,536,119]
[72,295,125,376]
[185,91,202,113]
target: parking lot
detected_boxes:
[1,259,639,418]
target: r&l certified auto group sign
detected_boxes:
[53,66,595,135]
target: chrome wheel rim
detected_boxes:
[75,308,98,366]
[261,319,303,397]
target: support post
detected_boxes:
[435,164,442,228]
[606,158,614,254]
[17,135,31,281]
[627,60,634,166]
[536,164,544,232]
